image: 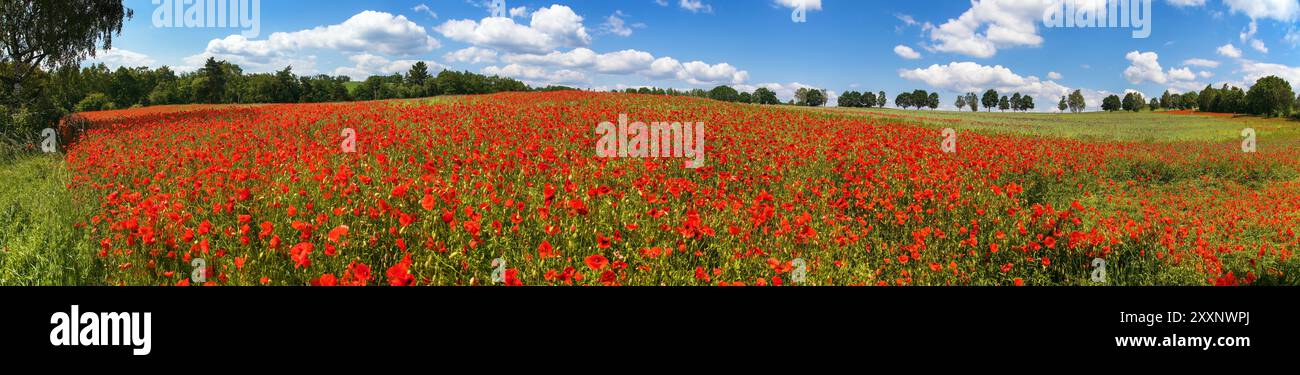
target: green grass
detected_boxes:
[821,107,1300,144]
[0,150,101,285]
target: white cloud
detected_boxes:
[1286,28,1300,47]
[443,46,499,64]
[1047,71,1062,80]
[1167,67,1196,81]
[1240,60,1300,88]
[497,48,746,85]
[683,60,749,84]
[655,0,669,6]
[1123,51,1202,87]
[482,63,588,85]
[413,4,437,19]
[679,0,713,13]
[600,11,640,37]
[181,11,439,74]
[897,61,1073,109]
[894,45,921,59]
[1123,51,1167,84]
[510,6,529,18]
[87,48,156,68]
[333,53,443,81]
[1250,39,1269,53]
[1183,58,1220,68]
[774,0,823,11]
[924,0,1055,58]
[1198,71,1214,78]
[436,5,590,54]
[1166,0,1206,7]
[1217,43,1243,58]
[1224,0,1300,22]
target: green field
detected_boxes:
[820,107,1300,145]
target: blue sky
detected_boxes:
[92,0,1300,109]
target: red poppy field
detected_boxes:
[57,91,1300,286]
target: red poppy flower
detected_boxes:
[584,254,608,270]
[290,242,313,268]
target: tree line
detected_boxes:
[1098,76,1297,117]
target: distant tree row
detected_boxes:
[895,90,939,110]
[1100,76,1296,117]
[838,90,888,108]
[611,85,784,105]
[958,90,1035,112]
[1155,90,1199,110]
[6,57,537,120]
[1196,76,1295,117]
[1101,92,1148,112]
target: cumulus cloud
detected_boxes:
[774,0,823,11]
[1183,58,1220,68]
[181,11,439,73]
[1167,67,1196,81]
[443,46,499,64]
[87,48,156,68]
[1123,51,1167,84]
[496,48,747,85]
[1239,60,1300,87]
[436,4,591,54]
[897,61,1072,106]
[924,0,1055,58]
[413,4,437,18]
[894,45,922,59]
[1047,71,1063,80]
[1165,0,1206,7]
[334,53,443,80]
[1224,0,1299,22]
[1122,51,1203,89]
[600,10,643,37]
[1216,43,1242,58]
[482,64,587,85]
[1249,39,1269,53]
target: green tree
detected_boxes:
[981,89,999,111]
[1020,95,1034,111]
[1010,92,1022,111]
[803,88,827,107]
[407,61,430,89]
[74,91,113,112]
[708,85,740,102]
[966,93,979,112]
[753,87,779,105]
[1102,94,1121,112]
[927,92,939,110]
[1067,89,1086,113]
[1180,91,1197,110]
[838,91,861,107]
[1,0,132,135]
[196,57,227,104]
[954,95,966,111]
[1245,75,1295,117]
[998,95,1009,111]
[895,92,910,109]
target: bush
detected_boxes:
[74,92,115,112]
